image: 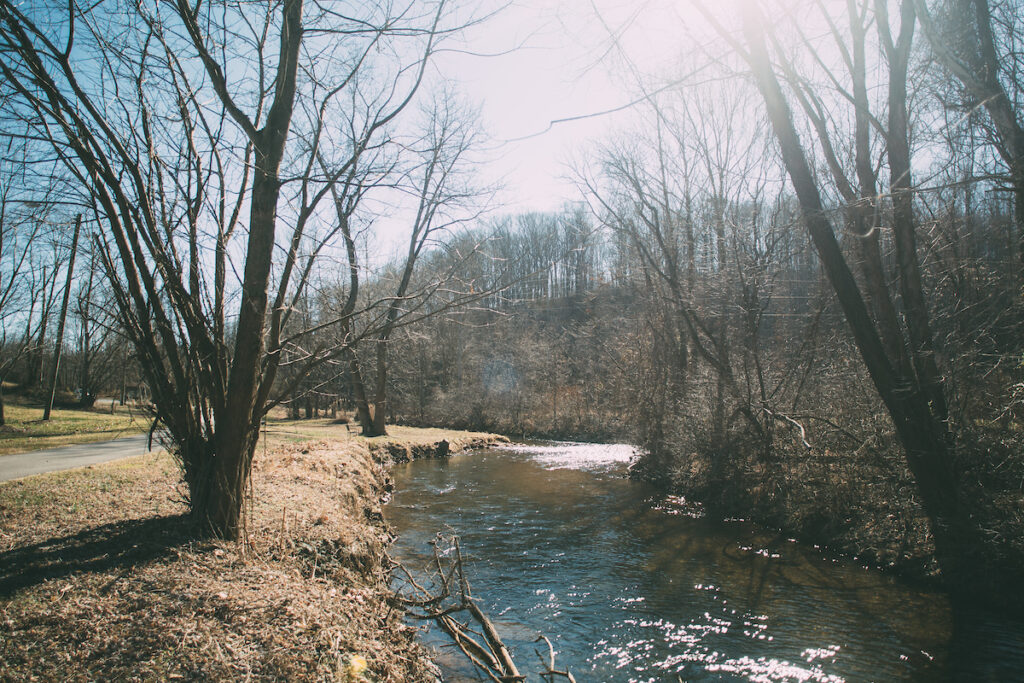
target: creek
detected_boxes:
[385,442,1024,681]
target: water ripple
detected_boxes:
[387,443,1024,681]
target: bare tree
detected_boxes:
[914,0,1024,276]
[0,0,481,538]
[578,82,803,467]
[348,93,492,436]
[72,242,120,407]
[693,0,990,591]
[0,147,49,424]
[42,213,80,420]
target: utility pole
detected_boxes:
[43,214,81,421]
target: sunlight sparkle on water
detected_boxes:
[497,442,639,471]
[589,611,849,683]
[802,645,841,664]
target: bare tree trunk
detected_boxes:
[198,161,287,537]
[199,432,258,539]
[849,3,910,373]
[879,0,949,424]
[182,0,303,538]
[738,3,976,591]
[346,347,376,435]
[43,215,81,421]
[370,338,388,435]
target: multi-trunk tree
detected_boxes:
[694,0,1008,594]
[0,0,477,538]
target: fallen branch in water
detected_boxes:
[534,635,576,683]
[388,533,574,682]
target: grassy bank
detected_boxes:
[0,425,504,682]
[0,399,147,456]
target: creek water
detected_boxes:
[385,442,1024,681]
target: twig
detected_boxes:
[534,635,576,682]
[763,407,812,448]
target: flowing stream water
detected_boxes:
[385,442,1024,681]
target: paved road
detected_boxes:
[0,434,158,482]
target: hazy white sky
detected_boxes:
[430,0,705,216]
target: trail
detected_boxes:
[0,435,157,482]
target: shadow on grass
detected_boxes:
[0,513,196,598]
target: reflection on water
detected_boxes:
[385,442,1024,682]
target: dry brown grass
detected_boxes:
[0,426,503,682]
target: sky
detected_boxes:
[426,0,709,218]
